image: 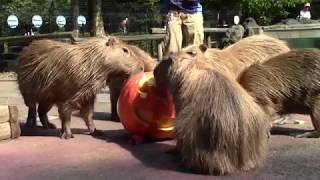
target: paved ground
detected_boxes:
[0,80,320,180]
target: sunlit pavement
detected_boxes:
[0,80,320,180]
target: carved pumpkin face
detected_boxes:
[117,72,176,140]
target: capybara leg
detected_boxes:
[296,102,320,138]
[296,118,320,138]
[109,78,125,121]
[38,102,56,129]
[110,92,120,121]
[25,105,37,128]
[266,122,273,138]
[58,105,73,139]
[80,104,102,136]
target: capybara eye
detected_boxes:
[199,44,208,52]
[187,51,197,56]
[122,47,129,53]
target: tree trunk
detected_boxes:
[71,0,79,37]
[89,0,105,37]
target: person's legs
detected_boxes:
[181,12,204,47]
[163,11,183,58]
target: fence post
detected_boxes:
[207,35,212,48]
[4,43,8,54]
[157,40,163,61]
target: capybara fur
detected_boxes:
[183,34,290,78]
[107,43,157,121]
[17,36,156,138]
[239,48,320,138]
[154,49,269,175]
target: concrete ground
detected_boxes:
[0,80,320,180]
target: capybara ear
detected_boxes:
[199,44,208,53]
[106,37,117,46]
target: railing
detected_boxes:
[0,32,77,44]
[0,28,228,61]
[0,32,75,72]
[0,28,228,71]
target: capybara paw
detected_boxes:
[128,134,145,145]
[267,130,271,138]
[60,132,74,139]
[295,131,320,138]
[90,129,104,136]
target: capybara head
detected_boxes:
[126,44,158,72]
[154,44,232,88]
[93,36,145,75]
[179,35,290,79]
[154,45,205,88]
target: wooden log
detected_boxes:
[0,105,20,141]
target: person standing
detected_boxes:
[163,0,204,58]
[299,2,311,20]
[120,17,129,34]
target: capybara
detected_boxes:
[154,48,269,175]
[239,48,320,138]
[17,36,156,138]
[107,43,157,121]
[183,34,290,78]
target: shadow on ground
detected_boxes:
[93,129,182,173]
[20,123,95,137]
[72,111,119,122]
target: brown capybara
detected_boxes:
[154,48,269,175]
[17,36,156,139]
[183,34,290,78]
[239,48,320,138]
[107,43,157,121]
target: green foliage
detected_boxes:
[0,0,70,36]
[240,0,308,25]
[202,0,239,9]
[0,0,312,36]
[3,0,50,23]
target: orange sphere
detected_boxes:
[117,72,176,140]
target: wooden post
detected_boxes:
[258,27,264,34]
[157,41,164,61]
[150,40,154,57]
[4,43,8,53]
[71,0,80,38]
[207,35,212,48]
[0,105,20,141]
[89,0,105,37]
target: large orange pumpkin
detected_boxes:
[117,72,176,140]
